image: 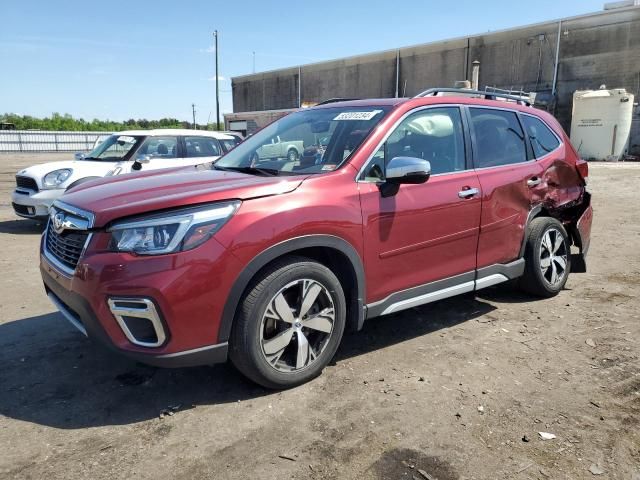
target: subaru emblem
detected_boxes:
[52,212,66,233]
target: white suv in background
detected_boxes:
[12,129,238,220]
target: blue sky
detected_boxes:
[0,0,605,122]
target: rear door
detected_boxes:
[359,106,482,307]
[467,107,544,268]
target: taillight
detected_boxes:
[576,159,589,184]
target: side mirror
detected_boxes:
[74,152,86,160]
[380,157,431,197]
[386,156,431,184]
[132,154,151,171]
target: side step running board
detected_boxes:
[366,259,525,318]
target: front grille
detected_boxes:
[16,175,38,192]
[45,221,89,270]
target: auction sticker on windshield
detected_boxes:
[333,110,382,121]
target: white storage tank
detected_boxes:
[570,87,635,161]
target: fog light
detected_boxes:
[107,298,167,347]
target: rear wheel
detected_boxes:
[519,217,571,297]
[229,257,346,389]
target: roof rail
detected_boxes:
[414,87,531,106]
[484,85,531,97]
[315,97,360,106]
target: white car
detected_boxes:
[12,129,236,220]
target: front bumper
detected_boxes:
[40,233,242,367]
[44,284,228,367]
[12,188,64,218]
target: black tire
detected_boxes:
[287,148,298,162]
[229,256,346,389]
[519,217,571,297]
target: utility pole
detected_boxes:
[252,51,255,73]
[192,103,197,129]
[214,30,220,131]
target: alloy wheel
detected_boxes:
[540,228,568,286]
[260,279,335,373]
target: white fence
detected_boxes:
[0,130,112,152]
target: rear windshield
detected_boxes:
[214,106,392,175]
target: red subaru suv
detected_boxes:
[41,89,593,388]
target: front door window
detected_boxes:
[362,107,467,182]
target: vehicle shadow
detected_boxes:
[0,219,45,235]
[0,294,494,430]
[476,283,571,304]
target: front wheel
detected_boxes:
[229,257,346,389]
[519,217,571,297]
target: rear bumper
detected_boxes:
[570,193,593,273]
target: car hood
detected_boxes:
[17,160,117,182]
[59,166,305,227]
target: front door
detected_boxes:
[359,106,482,309]
[125,136,180,174]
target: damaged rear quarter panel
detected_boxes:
[534,149,584,209]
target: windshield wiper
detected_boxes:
[213,165,281,176]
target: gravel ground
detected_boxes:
[0,153,639,480]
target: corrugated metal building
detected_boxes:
[227,3,640,154]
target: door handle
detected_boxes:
[458,187,479,199]
[527,177,542,187]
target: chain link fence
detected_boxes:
[0,131,112,152]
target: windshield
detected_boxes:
[85,134,143,161]
[214,106,391,175]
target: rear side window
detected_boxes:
[522,115,561,158]
[470,108,527,168]
[184,136,222,157]
[220,138,240,152]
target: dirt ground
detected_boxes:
[0,153,638,480]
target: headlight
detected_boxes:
[108,201,240,255]
[43,169,72,188]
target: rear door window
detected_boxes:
[469,108,527,168]
[184,136,222,157]
[522,115,561,158]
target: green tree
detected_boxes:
[0,113,187,132]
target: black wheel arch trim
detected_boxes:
[218,234,366,343]
[518,204,544,258]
